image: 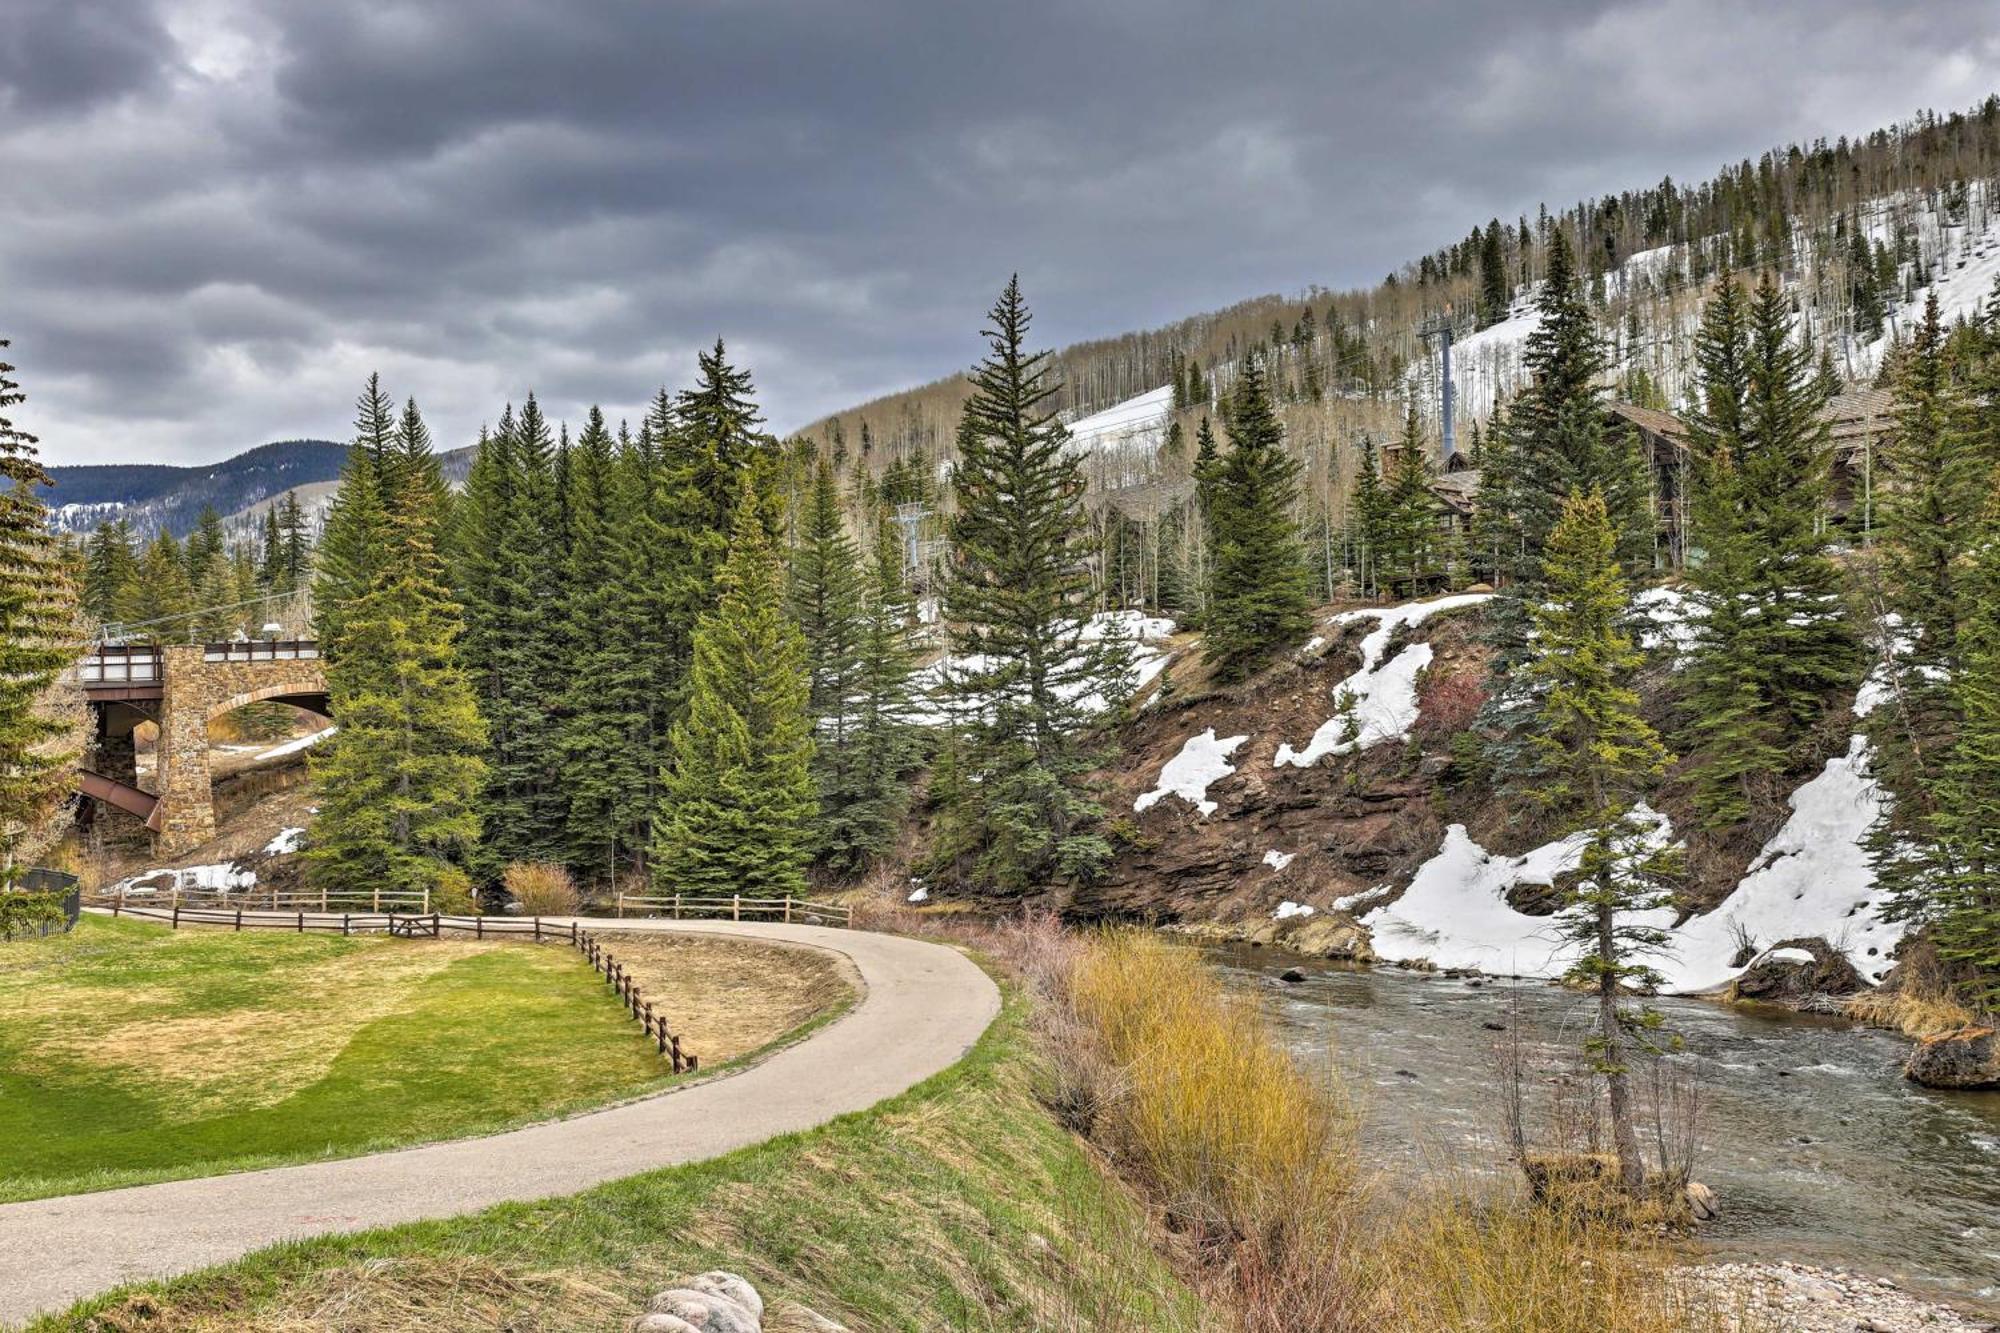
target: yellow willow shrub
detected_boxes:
[1067,932,1358,1252]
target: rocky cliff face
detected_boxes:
[1057,600,1489,948]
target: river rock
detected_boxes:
[1683,1180,1718,1222]
[645,1287,761,1333]
[683,1272,763,1319]
[1904,1026,2000,1089]
[1279,967,1307,983]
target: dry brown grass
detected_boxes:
[504,861,580,916]
[1048,928,1751,1333]
[81,1256,633,1332]
[592,932,859,1066]
[1845,986,1976,1037]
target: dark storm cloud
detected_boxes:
[3,0,1997,463]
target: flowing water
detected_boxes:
[1205,944,2000,1311]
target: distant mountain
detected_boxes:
[41,440,347,539]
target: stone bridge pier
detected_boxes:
[80,640,329,855]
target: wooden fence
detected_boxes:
[90,884,430,913]
[92,904,696,1072]
[611,893,852,926]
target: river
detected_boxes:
[1205,945,2000,1312]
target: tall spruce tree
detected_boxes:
[555,407,648,887]
[652,476,815,896]
[0,338,83,874]
[1383,406,1440,596]
[1479,219,1510,328]
[1486,230,1653,660]
[1682,276,1856,824]
[456,398,568,875]
[308,414,487,901]
[1865,293,1987,930]
[314,376,398,654]
[846,510,919,871]
[931,278,1132,891]
[1204,353,1311,679]
[1525,491,1680,1191]
[1925,477,2000,1009]
[791,460,873,873]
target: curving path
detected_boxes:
[0,917,999,1328]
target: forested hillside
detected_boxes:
[41,439,345,539]
[799,99,2000,582]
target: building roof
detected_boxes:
[1823,387,1895,455]
[1608,400,1691,445]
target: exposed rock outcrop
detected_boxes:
[1904,1026,2000,1090]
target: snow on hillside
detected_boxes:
[910,610,1176,725]
[1275,593,1492,768]
[1135,728,1247,817]
[1360,737,1899,993]
[1063,385,1174,454]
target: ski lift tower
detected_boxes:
[1417,304,1456,467]
[893,502,927,580]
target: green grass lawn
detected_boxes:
[0,915,688,1202]
[31,991,1207,1333]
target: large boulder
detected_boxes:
[1727,941,1866,1004]
[1904,1027,2000,1090]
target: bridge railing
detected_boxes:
[202,640,320,663]
[79,645,163,685]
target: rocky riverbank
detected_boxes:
[1684,1262,1998,1332]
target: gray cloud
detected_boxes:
[3,0,1997,464]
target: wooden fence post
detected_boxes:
[297,911,304,933]
[783,897,792,923]
[234,908,242,932]
[172,903,180,930]
[569,922,578,945]
[673,893,681,919]
[321,884,328,912]
[534,916,542,942]
[372,887,380,912]
[342,913,350,936]
[732,894,740,921]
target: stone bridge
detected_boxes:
[80,641,328,853]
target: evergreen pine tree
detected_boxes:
[279,492,310,592]
[930,278,1132,891]
[1682,276,1856,824]
[82,520,141,628]
[847,510,919,870]
[1353,436,1388,598]
[1383,406,1440,596]
[0,338,83,873]
[1525,491,1680,1190]
[314,376,398,654]
[1925,478,2000,1009]
[555,407,648,886]
[308,414,487,901]
[790,460,873,873]
[1204,354,1312,679]
[652,477,815,896]
[135,530,194,635]
[457,398,568,874]
[1479,219,1510,328]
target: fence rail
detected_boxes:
[79,644,163,685]
[611,893,852,926]
[201,639,320,664]
[93,904,697,1072]
[88,884,430,913]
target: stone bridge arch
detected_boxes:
[82,641,329,853]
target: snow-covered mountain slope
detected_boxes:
[1063,384,1174,454]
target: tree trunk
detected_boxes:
[1600,901,1645,1191]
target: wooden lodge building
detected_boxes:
[1407,390,1897,571]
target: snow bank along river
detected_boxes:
[1206,945,2000,1314]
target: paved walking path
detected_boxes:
[0,916,999,1328]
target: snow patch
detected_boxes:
[1764,947,1817,965]
[257,726,336,760]
[1263,849,1296,870]
[263,827,305,855]
[1633,585,1701,659]
[110,862,257,896]
[1275,594,1492,768]
[1274,900,1315,920]
[909,611,1175,724]
[1362,738,1900,991]
[1136,728,1247,817]
[1063,385,1174,455]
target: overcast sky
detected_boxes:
[5,1,1998,465]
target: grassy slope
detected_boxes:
[34,994,1207,1333]
[0,917,692,1201]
